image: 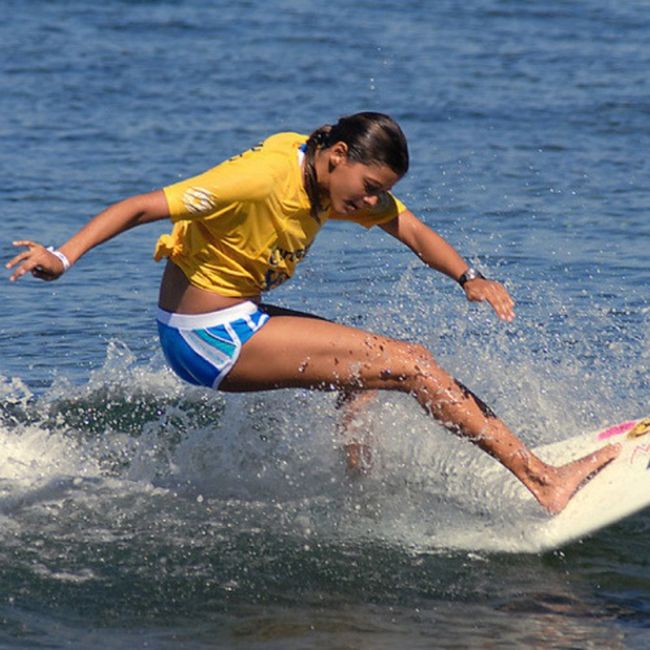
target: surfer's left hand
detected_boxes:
[463,278,515,322]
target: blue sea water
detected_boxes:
[1,0,649,647]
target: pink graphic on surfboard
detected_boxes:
[597,421,636,440]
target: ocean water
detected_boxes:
[1,0,649,647]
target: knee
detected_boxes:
[401,341,437,369]
[391,343,458,410]
[385,341,441,386]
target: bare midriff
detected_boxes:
[157,261,259,314]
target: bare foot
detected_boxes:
[343,442,372,476]
[529,443,621,514]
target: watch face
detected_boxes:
[460,268,484,286]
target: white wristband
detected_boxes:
[47,246,71,273]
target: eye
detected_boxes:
[364,181,381,196]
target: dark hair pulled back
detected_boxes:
[303,112,409,221]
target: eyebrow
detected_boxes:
[365,175,391,193]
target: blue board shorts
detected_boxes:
[157,301,270,389]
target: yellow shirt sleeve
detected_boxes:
[329,192,407,229]
[163,147,281,223]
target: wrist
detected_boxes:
[47,246,71,273]
[457,267,485,287]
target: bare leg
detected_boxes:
[336,390,377,475]
[221,316,620,513]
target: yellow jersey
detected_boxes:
[155,132,406,297]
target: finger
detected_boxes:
[486,284,515,316]
[498,290,515,311]
[494,293,515,321]
[9,259,43,282]
[6,248,45,268]
[6,249,37,270]
[500,296,516,321]
[498,302,515,322]
[500,300,515,321]
[486,295,507,320]
[484,290,515,322]
[12,240,40,248]
[465,280,516,320]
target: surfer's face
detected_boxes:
[324,143,400,215]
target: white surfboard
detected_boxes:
[531,415,650,551]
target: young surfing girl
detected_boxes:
[7,112,618,513]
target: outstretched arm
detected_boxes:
[380,209,515,321]
[7,190,169,282]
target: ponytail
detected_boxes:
[303,125,332,221]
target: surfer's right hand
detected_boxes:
[6,240,66,282]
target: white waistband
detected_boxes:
[156,301,260,329]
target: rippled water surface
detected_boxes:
[1,1,649,647]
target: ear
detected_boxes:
[329,141,349,167]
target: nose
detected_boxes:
[363,194,379,207]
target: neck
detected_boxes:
[312,148,331,205]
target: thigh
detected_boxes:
[220,315,430,393]
[260,305,378,405]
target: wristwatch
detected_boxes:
[458,267,485,287]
